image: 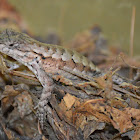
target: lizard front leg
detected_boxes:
[30,62,54,129]
[35,68,54,129]
[37,81,54,129]
[27,59,54,129]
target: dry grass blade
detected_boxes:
[129,6,136,78]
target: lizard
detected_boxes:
[0,28,135,129]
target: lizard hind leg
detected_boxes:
[37,85,54,129]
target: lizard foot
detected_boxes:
[37,87,53,129]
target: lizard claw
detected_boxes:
[37,112,45,129]
[37,100,48,129]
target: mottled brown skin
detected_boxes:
[0,29,125,128]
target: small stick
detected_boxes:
[129,6,136,78]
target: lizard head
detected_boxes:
[0,28,35,46]
[0,28,35,57]
[0,28,38,65]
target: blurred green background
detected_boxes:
[10,0,140,55]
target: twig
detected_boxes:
[129,6,136,78]
[113,84,140,100]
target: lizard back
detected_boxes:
[0,29,102,85]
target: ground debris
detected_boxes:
[0,4,140,139]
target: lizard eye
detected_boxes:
[9,43,14,46]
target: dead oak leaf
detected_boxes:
[106,106,133,133]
